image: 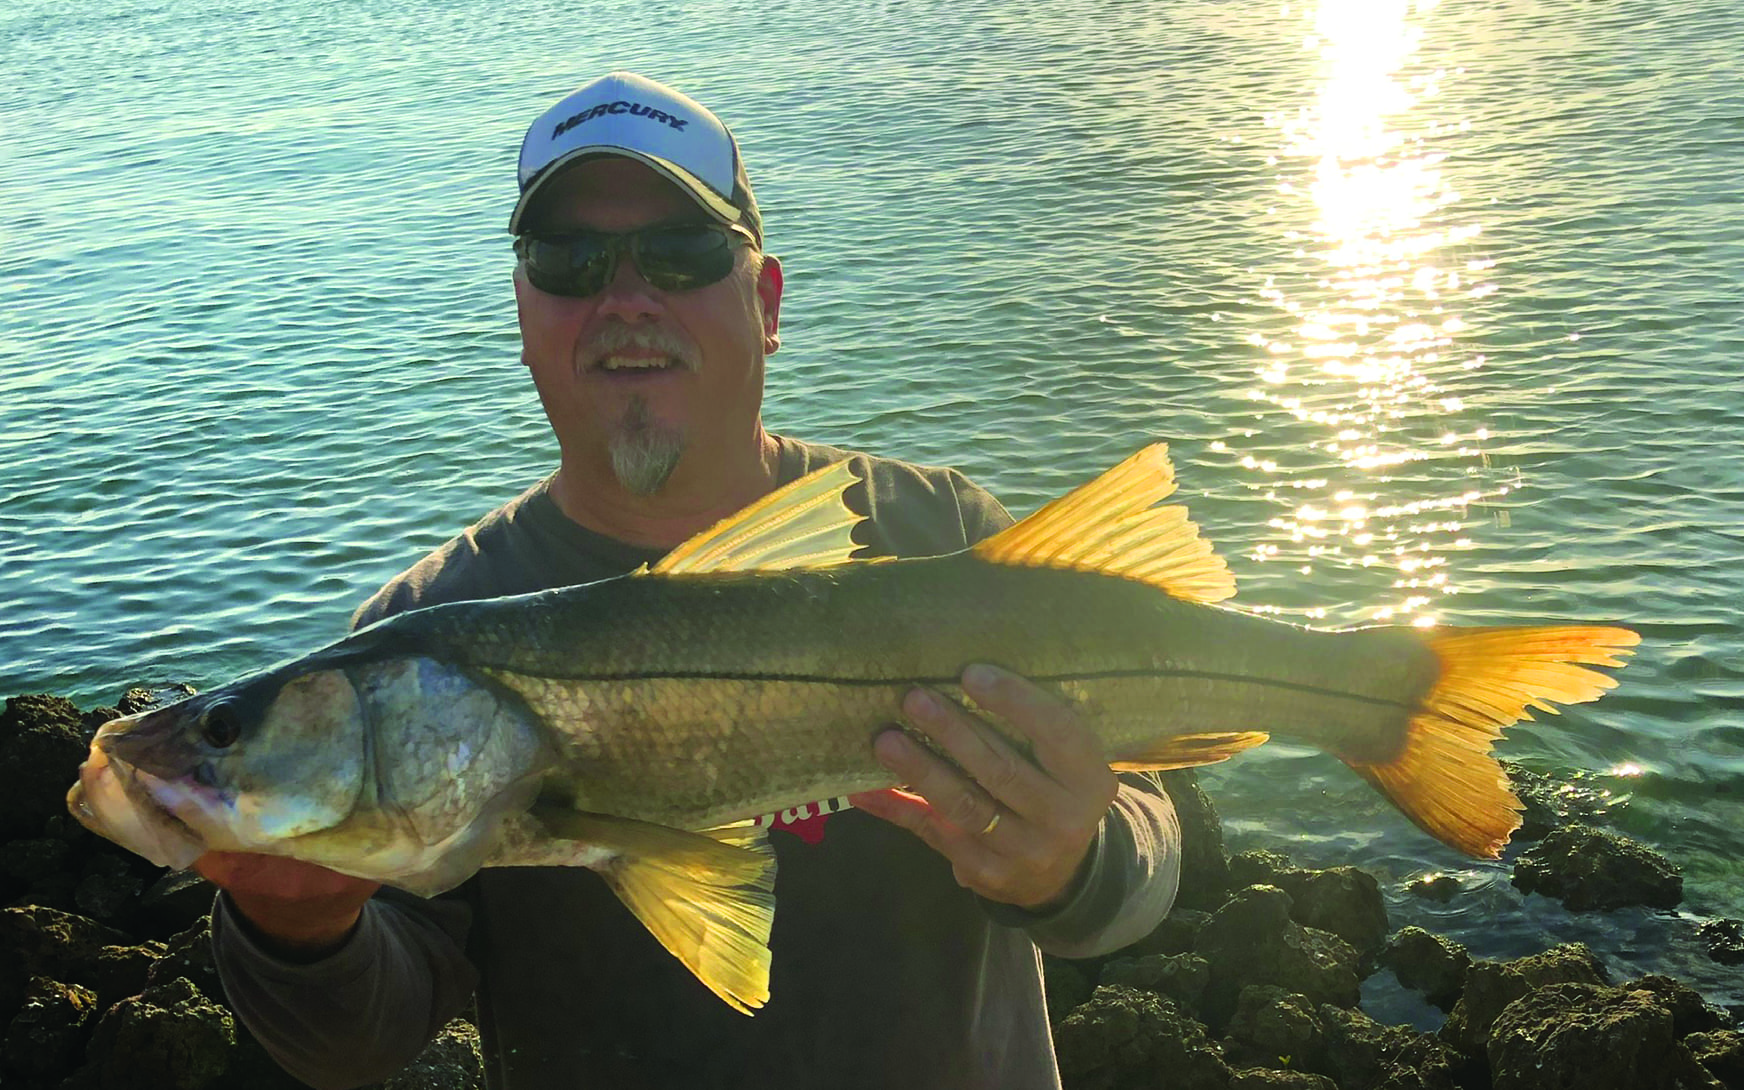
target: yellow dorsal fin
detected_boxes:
[534,808,776,1014]
[649,460,863,576]
[971,444,1236,603]
[1347,625,1639,859]
[1110,730,1271,771]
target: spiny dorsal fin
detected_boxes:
[971,444,1236,603]
[648,460,863,576]
[533,807,776,1014]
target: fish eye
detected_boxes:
[201,703,242,750]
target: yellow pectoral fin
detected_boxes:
[970,444,1236,604]
[1110,731,1271,771]
[648,459,864,575]
[534,808,777,1015]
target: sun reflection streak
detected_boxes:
[1222,0,1506,626]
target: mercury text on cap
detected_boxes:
[553,100,690,139]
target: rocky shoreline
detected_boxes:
[4,690,1740,1089]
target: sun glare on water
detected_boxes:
[1221,0,1506,628]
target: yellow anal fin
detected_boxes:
[1347,625,1639,860]
[970,444,1236,604]
[649,460,863,575]
[1110,730,1270,771]
[534,808,777,1014]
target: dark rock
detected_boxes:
[1512,824,1682,911]
[1439,942,1609,1057]
[1404,874,1461,903]
[1487,982,1723,1090]
[74,854,145,922]
[0,905,133,1020]
[0,694,89,840]
[1100,953,1212,1014]
[1228,1070,1336,1089]
[1318,1005,1461,1090]
[1222,986,1325,1073]
[1,836,74,889]
[1193,886,1361,1030]
[1685,1030,1744,1088]
[68,977,235,1090]
[1627,974,1733,1037]
[1503,761,1625,841]
[80,706,120,734]
[1054,984,1233,1090]
[115,685,196,717]
[1697,919,1744,967]
[87,941,168,1012]
[1123,908,1211,958]
[0,975,100,1083]
[1045,955,1095,1026]
[144,920,223,1006]
[1224,852,1388,961]
[134,871,218,940]
[383,1018,486,1090]
[1160,770,1232,913]
[1381,927,1470,1012]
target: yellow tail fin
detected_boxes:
[1347,625,1639,858]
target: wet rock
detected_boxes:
[1100,953,1211,1015]
[134,871,218,940]
[383,1018,486,1090]
[1503,761,1624,841]
[0,975,99,1083]
[1222,986,1325,1073]
[1318,1005,1461,1090]
[1225,851,1388,961]
[1439,942,1609,1057]
[1626,974,1733,1037]
[1486,982,1723,1090]
[1685,1030,1744,1088]
[0,694,89,840]
[1381,927,1470,1012]
[1160,770,1232,913]
[1124,908,1211,958]
[116,685,196,716]
[1228,1070,1335,1089]
[1045,955,1095,1025]
[1054,984,1233,1090]
[67,977,236,1090]
[1512,824,1682,911]
[1193,886,1361,1030]
[75,853,145,922]
[1697,918,1744,966]
[0,905,133,1019]
[1404,874,1461,903]
[144,920,224,1005]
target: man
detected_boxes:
[199,72,1182,1090]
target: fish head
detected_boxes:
[69,666,370,866]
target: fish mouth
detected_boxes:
[69,741,207,871]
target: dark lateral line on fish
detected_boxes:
[531,668,1413,711]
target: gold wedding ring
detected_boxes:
[978,810,1002,837]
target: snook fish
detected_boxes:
[68,445,1637,1013]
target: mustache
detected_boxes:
[584,324,700,371]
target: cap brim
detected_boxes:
[509,146,743,235]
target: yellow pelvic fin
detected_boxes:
[1110,731,1271,771]
[1346,625,1639,860]
[970,444,1236,603]
[649,460,863,576]
[534,808,777,1014]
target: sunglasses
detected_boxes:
[514,221,756,298]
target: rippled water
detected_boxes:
[4,0,1741,1011]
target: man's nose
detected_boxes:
[592,254,663,323]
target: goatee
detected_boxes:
[609,395,686,496]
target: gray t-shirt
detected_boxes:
[211,436,1183,1090]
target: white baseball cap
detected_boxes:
[510,71,763,244]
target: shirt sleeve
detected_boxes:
[979,773,1182,958]
[210,886,480,1090]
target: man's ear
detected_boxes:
[756,254,783,355]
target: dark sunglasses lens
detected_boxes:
[522,236,614,296]
[634,226,738,291]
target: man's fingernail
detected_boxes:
[874,729,911,767]
[963,663,1003,692]
[904,688,940,720]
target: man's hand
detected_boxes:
[850,663,1118,910]
[195,852,381,961]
